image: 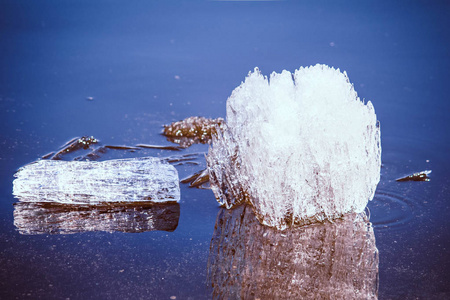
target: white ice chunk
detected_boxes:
[13,157,180,204]
[207,64,381,230]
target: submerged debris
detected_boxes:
[74,146,109,161]
[160,153,204,167]
[49,136,99,160]
[104,145,140,150]
[396,170,432,182]
[42,135,191,162]
[136,144,182,151]
[41,152,55,159]
[73,145,141,161]
[163,116,225,148]
[181,168,210,189]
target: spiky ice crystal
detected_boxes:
[207,64,381,230]
[13,157,180,204]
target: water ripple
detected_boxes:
[369,188,424,231]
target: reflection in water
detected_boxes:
[208,205,378,299]
[13,202,180,235]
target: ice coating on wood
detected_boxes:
[13,157,180,204]
[207,64,381,230]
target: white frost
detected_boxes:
[207,64,381,230]
[13,157,180,204]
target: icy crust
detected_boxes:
[207,65,381,230]
[13,157,180,204]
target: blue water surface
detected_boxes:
[1,0,449,299]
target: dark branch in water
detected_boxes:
[78,144,182,160]
[60,137,80,148]
[49,136,99,160]
[190,169,210,188]
[396,170,432,182]
[161,152,204,163]
[136,144,182,151]
[163,116,224,148]
[181,171,204,184]
[41,152,55,159]
[105,145,141,150]
[41,135,188,162]
[181,168,210,189]
[172,161,200,166]
[74,146,108,161]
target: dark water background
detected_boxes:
[1,0,449,299]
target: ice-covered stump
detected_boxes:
[207,64,381,230]
[13,157,180,204]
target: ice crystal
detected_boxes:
[207,65,381,229]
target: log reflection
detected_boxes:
[13,202,180,235]
[208,205,378,299]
